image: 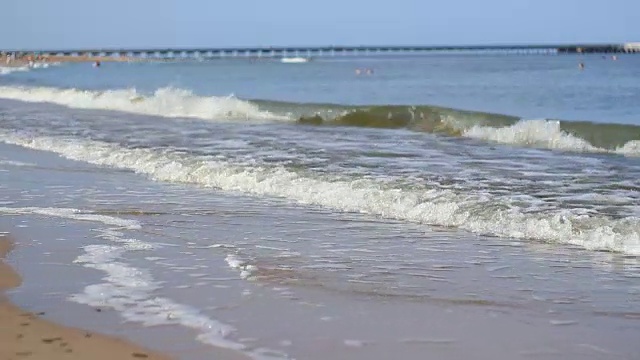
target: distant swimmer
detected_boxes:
[93,61,101,68]
[578,62,585,70]
[355,68,374,76]
[612,55,618,61]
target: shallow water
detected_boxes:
[2,142,639,359]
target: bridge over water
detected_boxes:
[4,43,639,59]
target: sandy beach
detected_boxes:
[1,54,146,69]
[0,234,172,360]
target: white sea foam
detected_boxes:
[0,206,141,229]
[7,215,293,358]
[2,132,638,255]
[615,140,640,156]
[0,62,57,75]
[225,254,259,279]
[0,85,289,121]
[0,165,287,357]
[463,119,640,157]
[0,66,29,75]
[72,244,248,351]
[30,62,50,69]
[0,159,36,167]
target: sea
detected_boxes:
[1,53,639,360]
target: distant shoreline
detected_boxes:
[3,42,639,59]
[0,54,311,69]
[1,54,156,68]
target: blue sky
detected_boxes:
[2,0,638,50]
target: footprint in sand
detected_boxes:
[41,336,62,343]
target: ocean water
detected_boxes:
[1,54,639,359]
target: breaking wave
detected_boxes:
[0,85,638,156]
[0,85,288,121]
[297,107,640,156]
[1,131,638,255]
[463,119,640,156]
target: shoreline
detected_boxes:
[0,54,282,68]
[0,234,172,360]
[1,55,152,68]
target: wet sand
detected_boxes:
[0,235,172,360]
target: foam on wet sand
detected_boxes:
[0,234,171,360]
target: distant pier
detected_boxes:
[2,43,639,60]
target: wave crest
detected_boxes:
[1,84,638,156]
[464,119,598,151]
[0,85,289,121]
[297,107,639,156]
[615,140,640,156]
[463,119,639,156]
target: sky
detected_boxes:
[1,0,638,50]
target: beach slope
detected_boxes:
[0,235,171,360]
